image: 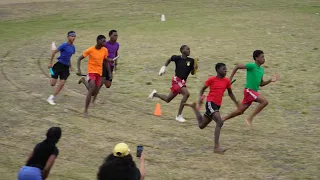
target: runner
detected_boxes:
[47,31,76,105]
[184,63,239,154]
[222,50,280,128]
[76,35,111,117]
[92,30,119,104]
[148,45,198,122]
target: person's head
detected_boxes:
[97,143,137,180]
[67,31,76,43]
[96,35,107,47]
[46,127,62,144]
[215,63,227,77]
[253,50,265,65]
[180,45,190,56]
[109,30,118,42]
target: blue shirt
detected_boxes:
[57,42,76,66]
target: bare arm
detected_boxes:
[230,64,246,81]
[159,58,172,76]
[199,85,207,97]
[49,49,59,68]
[42,155,56,180]
[227,88,238,104]
[113,51,119,61]
[114,50,119,70]
[104,58,112,80]
[69,58,74,71]
[260,78,271,87]
[139,152,146,180]
[26,151,33,164]
[198,85,208,105]
[260,74,279,86]
[76,55,85,75]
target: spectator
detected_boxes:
[18,127,61,180]
[98,143,146,180]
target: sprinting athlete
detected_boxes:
[76,35,111,117]
[92,30,119,104]
[222,50,280,128]
[148,45,198,122]
[47,31,76,105]
[184,63,238,154]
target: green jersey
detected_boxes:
[245,62,264,92]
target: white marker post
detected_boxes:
[161,14,166,22]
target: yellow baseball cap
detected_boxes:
[113,143,130,157]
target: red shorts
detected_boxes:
[170,76,186,95]
[88,73,101,87]
[242,88,260,105]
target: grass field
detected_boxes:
[1,0,320,179]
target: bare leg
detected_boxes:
[78,77,90,90]
[177,87,190,116]
[184,102,226,154]
[92,77,104,104]
[154,92,177,103]
[53,80,65,96]
[211,112,227,154]
[184,102,211,129]
[50,78,57,86]
[222,103,250,121]
[246,95,268,128]
[47,78,59,105]
[84,80,97,117]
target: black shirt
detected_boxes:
[170,55,194,80]
[98,160,141,180]
[26,142,59,170]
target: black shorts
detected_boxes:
[102,64,113,81]
[204,102,220,119]
[51,62,70,80]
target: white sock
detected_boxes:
[49,95,55,99]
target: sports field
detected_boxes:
[0,0,319,179]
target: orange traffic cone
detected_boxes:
[154,103,162,116]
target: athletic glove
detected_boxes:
[158,66,166,76]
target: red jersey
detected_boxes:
[205,76,231,106]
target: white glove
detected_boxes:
[158,66,166,76]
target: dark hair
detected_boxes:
[97,35,106,41]
[180,45,188,53]
[46,127,62,144]
[109,30,117,36]
[215,63,226,71]
[253,50,264,60]
[34,127,61,155]
[67,31,75,36]
[97,153,139,180]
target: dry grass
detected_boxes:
[0,0,319,179]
